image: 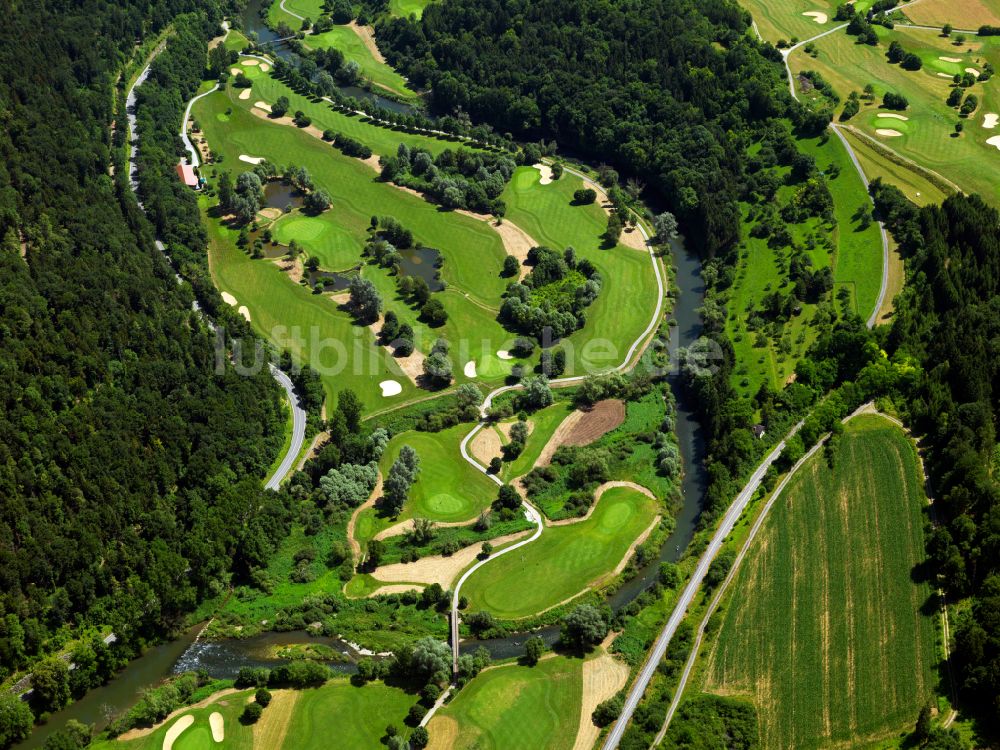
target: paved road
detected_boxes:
[446,168,665,676]
[600,421,803,749]
[265,365,308,490]
[180,84,219,167]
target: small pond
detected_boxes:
[263,181,304,211]
[398,245,444,292]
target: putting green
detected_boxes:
[462,486,659,618]
[475,352,512,380]
[426,657,582,750]
[872,116,912,134]
[271,214,359,270]
[173,724,212,750]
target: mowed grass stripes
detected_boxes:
[702,414,937,749]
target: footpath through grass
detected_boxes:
[696,414,938,749]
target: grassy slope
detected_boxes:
[284,680,417,749]
[427,657,582,750]
[841,128,951,207]
[389,0,434,18]
[270,0,416,99]
[498,401,576,481]
[700,414,937,749]
[502,167,658,376]
[462,486,659,619]
[791,26,1000,203]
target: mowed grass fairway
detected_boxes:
[462,486,659,618]
[425,657,582,750]
[389,0,434,17]
[269,0,416,99]
[790,26,1000,203]
[701,414,937,748]
[502,167,659,375]
[498,401,575,480]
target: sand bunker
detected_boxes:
[876,128,904,137]
[464,360,478,378]
[877,112,909,120]
[966,67,981,77]
[230,68,241,76]
[380,380,402,397]
[987,135,1000,150]
[239,154,265,164]
[260,63,270,72]
[937,72,955,79]
[241,58,259,66]
[983,113,999,129]
[163,715,194,750]
[239,88,252,100]
[492,221,536,280]
[221,291,237,306]
[620,226,646,251]
[209,712,224,743]
[534,163,554,184]
[254,101,272,112]
[939,56,962,63]
[496,350,514,360]
[238,305,251,321]
[802,10,828,22]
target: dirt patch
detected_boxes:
[426,715,459,750]
[259,207,283,222]
[118,689,240,740]
[498,420,533,441]
[253,689,299,749]
[273,256,303,284]
[297,430,330,472]
[371,531,532,589]
[373,517,473,541]
[574,653,629,750]
[368,583,425,597]
[562,399,625,447]
[470,425,504,467]
[619,226,647,251]
[361,154,382,172]
[494,220,536,279]
[349,21,386,63]
[248,106,326,143]
[347,471,383,561]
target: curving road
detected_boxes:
[127,39,305,493]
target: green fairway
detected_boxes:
[496,401,575,480]
[502,167,659,375]
[789,26,1000,204]
[270,0,417,99]
[701,414,937,748]
[840,127,952,207]
[426,657,582,750]
[285,680,417,749]
[462,486,659,618]
[389,0,434,17]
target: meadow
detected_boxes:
[425,657,583,750]
[90,680,416,750]
[502,167,660,375]
[699,414,938,748]
[269,0,417,99]
[461,485,659,619]
[790,25,1000,204]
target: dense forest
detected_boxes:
[0,0,289,734]
[377,0,807,258]
[872,186,1000,722]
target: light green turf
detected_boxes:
[738,0,876,44]
[90,689,254,750]
[789,25,1000,204]
[701,414,937,749]
[389,0,433,18]
[354,423,499,547]
[269,0,417,99]
[284,680,417,749]
[502,167,659,376]
[462,486,659,619]
[841,128,951,206]
[428,657,583,750]
[497,401,575,480]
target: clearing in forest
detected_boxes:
[699,414,938,749]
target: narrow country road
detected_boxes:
[600,420,803,750]
[127,39,306,493]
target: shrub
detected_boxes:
[254,688,272,707]
[573,188,597,204]
[242,702,263,723]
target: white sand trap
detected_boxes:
[239,154,265,164]
[966,67,981,77]
[876,128,904,137]
[380,380,402,397]
[496,350,514,360]
[987,135,1000,150]
[209,712,224,743]
[937,72,955,78]
[221,291,237,306]
[238,305,251,321]
[254,101,272,112]
[163,715,194,750]
[241,58,259,66]
[983,113,998,129]
[939,56,962,63]
[463,360,477,378]
[877,112,909,120]
[534,163,554,184]
[260,63,271,72]
[802,11,828,23]
[230,68,241,76]
[238,88,252,100]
